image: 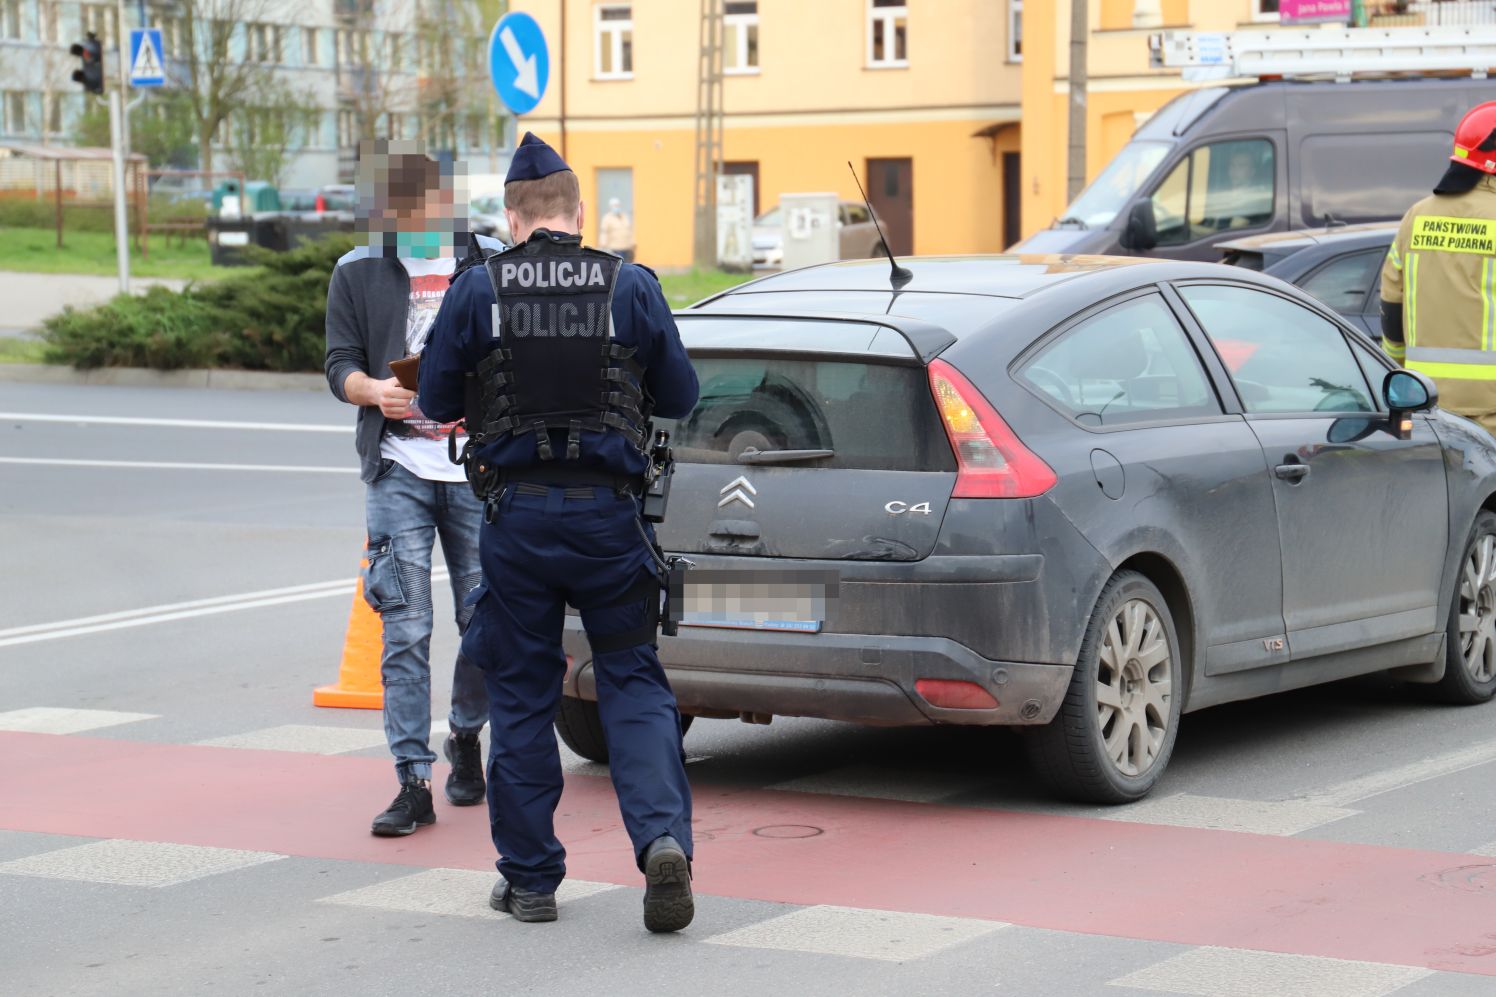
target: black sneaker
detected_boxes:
[444,733,485,806]
[370,782,435,837]
[490,876,558,923]
[642,835,694,933]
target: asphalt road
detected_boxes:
[5,381,1496,996]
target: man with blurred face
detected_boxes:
[323,141,505,836]
[599,196,635,262]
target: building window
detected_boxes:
[595,4,633,79]
[868,0,907,68]
[386,33,402,71]
[386,111,405,139]
[1253,0,1280,21]
[248,23,282,63]
[337,108,357,147]
[336,29,369,67]
[80,3,116,47]
[304,27,319,66]
[46,93,61,135]
[466,113,489,152]
[40,1,60,44]
[1,0,22,40]
[1008,0,1022,61]
[723,1,759,74]
[3,91,26,135]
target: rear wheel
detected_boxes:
[1026,570,1183,804]
[554,694,694,763]
[1436,511,1496,704]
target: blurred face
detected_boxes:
[1229,152,1255,186]
[391,185,450,234]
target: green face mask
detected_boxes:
[396,230,446,259]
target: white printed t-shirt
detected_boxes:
[381,256,467,482]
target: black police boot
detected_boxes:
[370,781,435,837]
[490,876,558,923]
[641,835,694,933]
[443,732,485,806]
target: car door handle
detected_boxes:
[1274,462,1310,482]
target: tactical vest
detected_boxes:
[474,232,651,464]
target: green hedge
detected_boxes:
[41,235,355,372]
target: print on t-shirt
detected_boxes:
[386,269,464,445]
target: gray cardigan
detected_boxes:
[323,239,502,483]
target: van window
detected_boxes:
[1059,140,1171,228]
[1301,132,1450,226]
[1151,139,1275,246]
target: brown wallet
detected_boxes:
[389,355,420,391]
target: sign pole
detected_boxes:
[108,89,131,295]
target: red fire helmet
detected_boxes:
[1452,101,1496,175]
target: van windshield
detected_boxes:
[1056,140,1171,229]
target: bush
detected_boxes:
[0,194,208,237]
[41,234,356,372]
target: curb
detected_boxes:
[0,364,325,392]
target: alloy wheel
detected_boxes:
[1458,534,1496,683]
[1096,599,1173,777]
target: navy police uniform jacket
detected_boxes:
[419,234,699,478]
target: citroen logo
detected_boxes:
[718,475,757,509]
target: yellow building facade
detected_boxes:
[1019,0,1282,240]
[509,0,1022,268]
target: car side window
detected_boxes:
[1350,338,1391,411]
[1019,294,1221,428]
[1178,284,1375,415]
[1300,250,1383,315]
[1152,139,1275,247]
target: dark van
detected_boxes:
[1014,77,1491,261]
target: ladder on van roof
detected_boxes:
[1150,26,1496,82]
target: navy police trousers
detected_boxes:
[461,483,694,894]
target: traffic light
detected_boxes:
[70,32,104,95]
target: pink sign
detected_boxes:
[1280,0,1353,23]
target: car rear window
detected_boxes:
[656,356,956,472]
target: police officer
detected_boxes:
[1383,102,1496,432]
[419,133,699,932]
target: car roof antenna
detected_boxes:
[848,161,912,289]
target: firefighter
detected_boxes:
[1383,101,1496,432]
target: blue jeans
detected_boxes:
[363,459,488,783]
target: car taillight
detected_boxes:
[927,358,1056,499]
[915,679,999,710]
[315,194,326,212]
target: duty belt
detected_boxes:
[498,464,642,495]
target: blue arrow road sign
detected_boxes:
[488,12,548,116]
[129,28,165,87]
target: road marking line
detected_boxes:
[0,412,351,433]
[1107,946,1432,996]
[0,839,286,888]
[704,904,1007,962]
[1300,741,1496,809]
[0,457,357,473]
[197,724,389,755]
[319,868,618,919]
[0,571,450,649]
[1106,793,1359,838]
[0,707,157,735]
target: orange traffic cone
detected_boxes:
[313,551,384,710]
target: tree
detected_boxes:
[227,84,320,187]
[169,0,286,177]
[73,89,199,169]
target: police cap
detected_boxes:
[506,132,572,184]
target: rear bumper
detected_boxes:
[561,623,1072,727]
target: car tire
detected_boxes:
[1025,570,1184,804]
[1434,510,1496,705]
[553,694,694,763]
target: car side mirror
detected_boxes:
[1384,369,1437,440]
[1122,200,1157,252]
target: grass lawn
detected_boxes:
[656,268,758,309]
[0,336,48,364]
[0,226,229,281]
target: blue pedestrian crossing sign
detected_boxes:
[129,28,165,88]
[488,12,548,116]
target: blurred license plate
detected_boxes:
[678,570,838,633]
[218,231,249,246]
